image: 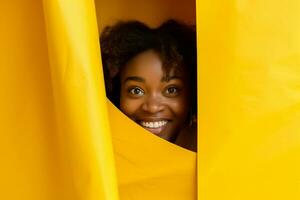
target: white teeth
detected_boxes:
[149,122,153,128]
[140,120,168,128]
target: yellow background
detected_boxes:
[95,0,195,29]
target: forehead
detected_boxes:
[121,49,186,80]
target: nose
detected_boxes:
[141,94,164,114]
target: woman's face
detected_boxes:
[120,50,191,141]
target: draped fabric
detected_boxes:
[197,1,300,199]
[0,0,299,200]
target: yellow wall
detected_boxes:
[95,0,196,30]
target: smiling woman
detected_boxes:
[100,20,197,151]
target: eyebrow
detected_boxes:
[161,75,183,82]
[123,76,145,83]
[123,75,183,83]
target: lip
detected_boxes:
[137,117,170,122]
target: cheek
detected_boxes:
[120,96,141,117]
[168,96,190,118]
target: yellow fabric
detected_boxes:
[43,0,118,200]
[108,102,196,200]
[1,0,119,199]
[1,1,61,199]
[197,1,300,199]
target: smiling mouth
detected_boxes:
[140,120,168,128]
[138,120,169,135]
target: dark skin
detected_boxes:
[120,50,191,142]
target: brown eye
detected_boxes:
[165,86,180,97]
[128,87,144,96]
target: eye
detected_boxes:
[164,86,180,97]
[128,87,145,96]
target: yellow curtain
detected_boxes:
[1,0,300,200]
[197,0,300,200]
[1,0,119,199]
[43,0,118,199]
[0,1,62,199]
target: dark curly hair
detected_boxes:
[100,19,197,119]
